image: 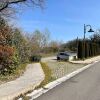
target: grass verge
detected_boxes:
[36,62,55,88]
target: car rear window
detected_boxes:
[60,53,65,55]
[59,53,69,56]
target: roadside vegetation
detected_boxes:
[0,63,27,84]
[38,62,55,88]
[0,17,60,81]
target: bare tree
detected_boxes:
[0,0,44,17]
[30,29,50,54]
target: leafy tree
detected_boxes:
[0,18,19,74]
[13,28,30,63]
[0,18,13,46]
[0,45,14,74]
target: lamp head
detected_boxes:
[88,28,94,32]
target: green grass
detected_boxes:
[0,63,27,84]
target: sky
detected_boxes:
[14,0,100,42]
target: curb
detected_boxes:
[20,61,99,100]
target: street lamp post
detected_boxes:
[83,24,94,60]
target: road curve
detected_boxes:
[35,61,100,100]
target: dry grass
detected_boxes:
[47,61,86,79]
[37,62,55,88]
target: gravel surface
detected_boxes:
[47,61,86,79]
[41,56,86,79]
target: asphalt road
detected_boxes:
[35,61,100,100]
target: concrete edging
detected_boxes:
[23,61,99,100]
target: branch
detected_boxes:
[0,0,45,18]
[0,0,26,11]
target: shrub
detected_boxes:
[0,45,19,75]
[30,55,41,62]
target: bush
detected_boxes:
[0,45,19,75]
[30,55,41,62]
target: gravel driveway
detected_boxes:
[41,56,86,79]
[47,61,85,79]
